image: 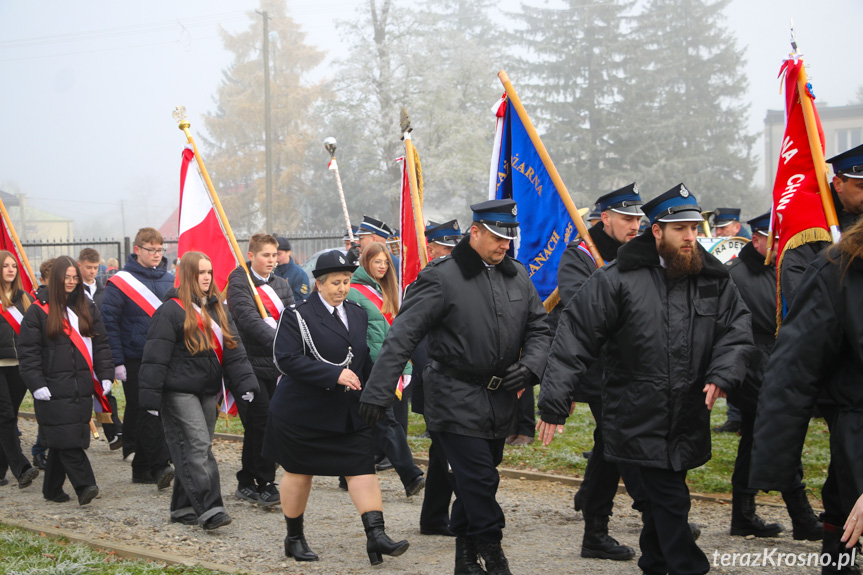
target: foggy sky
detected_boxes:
[0,0,860,240]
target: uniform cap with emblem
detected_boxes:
[642,184,703,224]
[342,225,359,242]
[313,250,356,278]
[425,219,463,247]
[712,207,742,228]
[594,183,645,216]
[746,211,772,236]
[587,205,602,222]
[827,143,863,179]
[470,198,519,240]
[356,215,390,238]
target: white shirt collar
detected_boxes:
[320,296,348,328]
[251,267,270,282]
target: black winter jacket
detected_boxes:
[539,232,753,471]
[138,289,258,411]
[750,249,863,512]
[101,255,175,365]
[556,222,623,403]
[0,289,31,360]
[18,294,114,450]
[226,265,294,381]
[726,242,776,412]
[361,235,551,439]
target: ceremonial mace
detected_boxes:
[324,137,355,244]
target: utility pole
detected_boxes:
[257,10,273,233]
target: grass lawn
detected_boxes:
[0,524,229,574]
[21,384,830,497]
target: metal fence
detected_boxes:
[20,231,344,282]
[21,239,123,282]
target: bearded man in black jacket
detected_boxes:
[538,185,753,575]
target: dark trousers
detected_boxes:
[420,437,454,529]
[732,403,804,496]
[0,366,31,479]
[122,359,170,474]
[581,400,643,516]
[514,386,536,437]
[100,393,122,443]
[374,405,422,488]
[31,427,46,457]
[393,388,409,433]
[433,431,506,543]
[235,375,276,489]
[819,404,844,525]
[43,447,96,499]
[629,466,708,575]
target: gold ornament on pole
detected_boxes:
[400,108,428,269]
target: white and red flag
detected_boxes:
[178,146,238,291]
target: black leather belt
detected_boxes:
[429,360,503,390]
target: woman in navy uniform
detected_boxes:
[263,250,409,566]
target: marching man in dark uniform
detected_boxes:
[712,208,751,239]
[538,185,753,575]
[725,213,821,540]
[359,199,551,575]
[557,183,644,561]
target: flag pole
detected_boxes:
[173,107,268,319]
[324,138,356,244]
[400,108,429,269]
[0,196,37,288]
[790,32,840,242]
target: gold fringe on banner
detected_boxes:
[412,146,423,205]
[775,227,833,334]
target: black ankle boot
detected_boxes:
[581,514,636,561]
[822,521,861,574]
[730,491,784,537]
[361,510,409,565]
[782,487,823,541]
[284,514,318,561]
[455,536,486,574]
[477,541,512,575]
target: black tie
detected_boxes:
[333,307,346,331]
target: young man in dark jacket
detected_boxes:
[226,234,294,507]
[538,185,753,575]
[101,228,175,488]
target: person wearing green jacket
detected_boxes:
[349,243,424,498]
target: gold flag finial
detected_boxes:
[173,106,190,130]
[400,107,412,140]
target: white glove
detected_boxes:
[101,380,113,394]
[33,387,51,401]
[241,391,255,402]
[115,365,127,382]
[147,410,159,417]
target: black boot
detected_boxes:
[581,514,636,561]
[730,491,784,537]
[284,514,318,562]
[454,536,487,574]
[361,510,409,565]
[477,541,512,575]
[822,521,861,574]
[782,487,823,541]
[573,487,583,512]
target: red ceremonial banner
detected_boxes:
[398,157,421,293]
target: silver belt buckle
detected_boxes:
[487,376,502,390]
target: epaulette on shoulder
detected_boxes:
[425,254,452,267]
[343,298,363,309]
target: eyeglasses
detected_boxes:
[138,246,165,256]
[64,276,80,283]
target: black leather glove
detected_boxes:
[499,363,536,393]
[346,245,361,266]
[359,402,385,428]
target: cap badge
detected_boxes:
[633,184,639,195]
[680,185,689,198]
[512,205,518,216]
[338,256,345,264]
[453,222,459,229]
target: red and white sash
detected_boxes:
[108,271,163,316]
[350,283,393,324]
[256,283,284,328]
[171,298,236,415]
[34,302,111,414]
[0,305,23,334]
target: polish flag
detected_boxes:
[178,146,238,291]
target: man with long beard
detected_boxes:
[537,184,753,575]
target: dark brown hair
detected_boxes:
[176,252,237,354]
[0,251,30,311]
[47,256,93,339]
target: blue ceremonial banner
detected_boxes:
[489,97,575,300]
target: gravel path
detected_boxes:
[0,418,831,574]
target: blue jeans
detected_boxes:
[160,392,225,525]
